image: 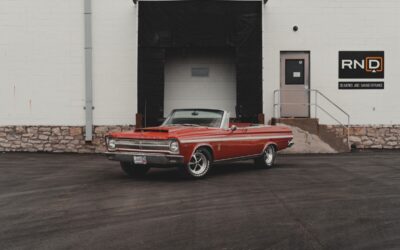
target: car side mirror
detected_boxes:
[230,125,237,132]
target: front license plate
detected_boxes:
[133,156,147,165]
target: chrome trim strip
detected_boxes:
[214,153,262,163]
[104,152,184,158]
[180,135,293,144]
[117,142,170,148]
[104,152,184,165]
[115,140,170,145]
[111,148,176,154]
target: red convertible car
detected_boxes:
[105,109,293,179]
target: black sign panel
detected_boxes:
[339,82,384,90]
[339,51,384,79]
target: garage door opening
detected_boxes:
[164,48,236,118]
[138,1,262,127]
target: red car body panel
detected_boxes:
[107,124,293,164]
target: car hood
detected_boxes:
[107,126,215,140]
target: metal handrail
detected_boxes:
[273,89,351,149]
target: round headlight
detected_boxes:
[108,139,116,149]
[170,141,179,153]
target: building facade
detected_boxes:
[0,0,399,153]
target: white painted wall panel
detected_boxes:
[164,53,237,117]
[0,0,85,125]
[0,0,138,126]
[263,0,400,125]
[92,0,138,125]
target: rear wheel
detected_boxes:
[180,148,212,179]
[120,162,150,177]
[255,145,277,168]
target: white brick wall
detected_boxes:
[0,0,138,126]
[0,0,85,125]
[263,0,400,125]
[92,0,138,125]
[0,0,399,126]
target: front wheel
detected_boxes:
[180,148,212,179]
[120,162,150,177]
[255,145,277,168]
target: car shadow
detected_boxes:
[100,159,293,183]
[123,161,271,182]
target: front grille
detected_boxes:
[114,139,170,152]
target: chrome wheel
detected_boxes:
[180,148,212,178]
[188,151,209,176]
[255,144,276,168]
[264,146,275,166]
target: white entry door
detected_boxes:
[280,52,310,118]
[164,51,237,117]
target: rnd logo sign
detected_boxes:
[339,51,384,79]
[341,57,383,72]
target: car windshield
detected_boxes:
[163,110,224,128]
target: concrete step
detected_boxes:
[273,118,319,134]
[273,118,350,153]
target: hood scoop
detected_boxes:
[135,128,169,133]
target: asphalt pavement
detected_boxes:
[0,152,400,250]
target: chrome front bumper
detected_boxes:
[104,152,184,165]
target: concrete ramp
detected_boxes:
[273,118,350,153]
[279,124,337,154]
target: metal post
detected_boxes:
[348,116,351,149]
[315,90,317,118]
[273,90,276,119]
[84,0,93,141]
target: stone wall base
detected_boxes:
[325,125,400,149]
[0,125,399,153]
[0,126,134,153]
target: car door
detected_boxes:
[217,126,255,160]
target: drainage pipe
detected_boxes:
[84,0,93,141]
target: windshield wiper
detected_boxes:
[166,123,202,127]
[181,124,202,127]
